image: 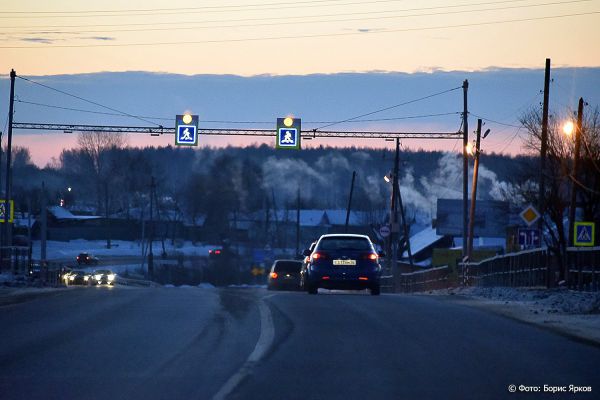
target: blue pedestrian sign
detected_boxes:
[175,114,199,146]
[276,117,301,150]
[0,199,14,223]
[518,228,541,249]
[574,222,595,247]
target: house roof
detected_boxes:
[48,206,100,220]
[403,227,446,257]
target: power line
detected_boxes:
[1,11,596,49]
[1,0,577,34]
[1,0,591,36]
[316,87,462,130]
[470,112,523,128]
[15,99,459,124]
[16,76,161,127]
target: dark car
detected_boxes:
[90,269,116,285]
[267,260,303,291]
[66,270,91,285]
[77,252,99,265]
[301,234,383,295]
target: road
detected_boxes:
[1,286,598,400]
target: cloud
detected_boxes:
[20,37,54,44]
[84,36,115,41]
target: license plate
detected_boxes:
[333,259,356,266]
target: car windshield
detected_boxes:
[95,270,113,274]
[317,237,373,251]
[274,261,301,272]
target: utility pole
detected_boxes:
[4,69,16,255]
[148,176,155,280]
[105,181,111,249]
[539,59,550,236]
[467,119,483,261]
[568,98,584,248]
[41,182,47,265]
[462,80,469,261]
[397,174,413,266]
[391,138,400,278]
[344,171,356,233]
[296,188,300,256]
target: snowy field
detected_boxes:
[31,239,219,260]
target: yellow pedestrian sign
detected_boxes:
[574,222,595,247]
[0,200,14,223]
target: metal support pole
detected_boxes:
[4,69,16,255]
[462,80,469,261]
[566,98,584,284]
[539,59,550,235]
[467,119,483,261]
[296,188,300,256]
[568,98,584,247]
[391,138,400,277]
[344,171,356,233]
[148,176,155,279]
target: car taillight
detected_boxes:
[362,253,378,261]
[311,252,328,261]
[270,272,278,279]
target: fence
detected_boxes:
[459,248,549,288]
[393,265,452,293]
[566,246,600,291]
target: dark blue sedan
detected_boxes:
[301,234,383,295]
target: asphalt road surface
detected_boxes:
[1,286,598,400]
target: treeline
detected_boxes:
[9,140,529,232]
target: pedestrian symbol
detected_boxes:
[175,114,199,146]
[574,222,595,247]
[278,128,297,146]
[0,199,14,223]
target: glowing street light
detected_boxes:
[465,141,474,157]
[182,113,193,125]
[283,117,294,127]
[563,120,574,137]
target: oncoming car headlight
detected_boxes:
[69,276,75,281]
[94,274,102,281]
[107,274,115,281]
[84,276,89,281]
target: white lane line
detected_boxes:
[211,300,275,400]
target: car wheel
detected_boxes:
[371,284,381,296]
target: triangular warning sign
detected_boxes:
[577,226,592,242]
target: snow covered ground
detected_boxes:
[31,239,219,260]
[425,286,600,345]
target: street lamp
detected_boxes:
[563,120,574,137]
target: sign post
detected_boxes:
[276,117,301,150]
[175,114,199,146]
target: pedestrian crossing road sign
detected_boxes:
[276,117,301,150]
[0,199,14,223]
[175,114,199,146]
[574,222,595,247]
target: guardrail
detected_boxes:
[567,246,600,291]
[389,265,452,293]
[116,276,159,287]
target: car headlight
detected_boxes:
[69,276,75,281]
[107,274,115,281]
[84,276,89,281]
[95,274,102,280]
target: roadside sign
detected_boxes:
[519,205,540,227]
[0,199,14,223]
[379,225,391,238]
[276,117,301,150]
[175,114,199,146]
[517,228,541,248]
[574,222,595,247]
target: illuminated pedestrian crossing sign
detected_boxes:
[175,114,199,146]
[276,117,301,150]
[574,222,595,247]
[0,199,14,223]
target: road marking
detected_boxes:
[211,299,274,400]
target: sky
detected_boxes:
[0,0,599,165]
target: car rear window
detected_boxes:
[318,237,373,251]
[274,261,302,272]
